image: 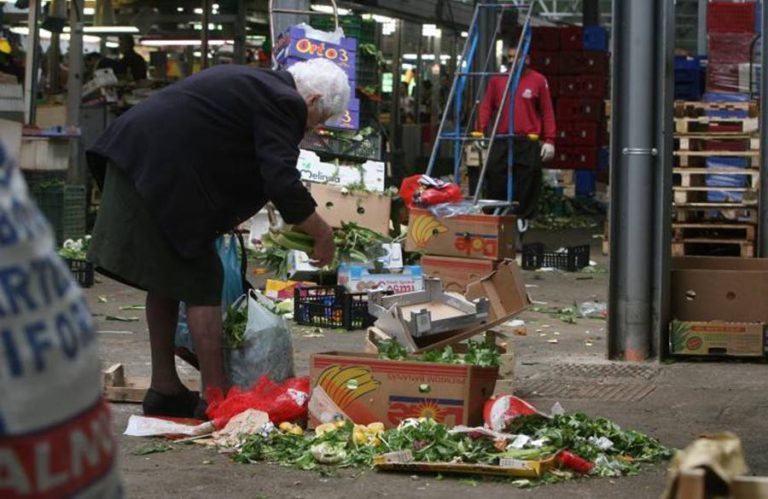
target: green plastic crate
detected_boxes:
[31,184,87,245]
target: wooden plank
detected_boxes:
[676,136,759,152]
[672,223,756,242]
[674,168,760,188]
[675,155,757,167]
[671,240,754,257]
[674,100,759,118]
[675,468,706,499]
[733,476,768,499]
[672,187,758,206]
[674,117,759,134]
[103,363,125,388]
[675,201,756,208]
[674,151,759,157]
[674,206,758,223]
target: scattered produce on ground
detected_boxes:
[377,339,501,367]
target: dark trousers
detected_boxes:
[467,138,542,219]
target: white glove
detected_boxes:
[540,143,555,163]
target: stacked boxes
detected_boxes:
[528,25,610,195]
[705,2,757,94]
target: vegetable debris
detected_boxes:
[377,340,501,367]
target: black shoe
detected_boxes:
[142,388,200,418]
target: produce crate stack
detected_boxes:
[672,100,760,257]
[705,1,758,94]
[528,25,610,198]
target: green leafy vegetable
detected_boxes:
[223,302,248,348]
[377,340,500,367]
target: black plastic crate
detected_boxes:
[30,184,87,245]
[522,243,591,272]
[65,258,94,288]
[294,286,375,330]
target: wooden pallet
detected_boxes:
[675,135,759,152]
[674,117,758,134]
[675,155,757,167]
[674,167,760,188]
[674,205,758,223]
[672,222,756,242]
[103,363,201,403]
[671,239,754,257]
[674,100,759,118]
[673,186,758,205]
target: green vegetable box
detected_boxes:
[309,351,498,430]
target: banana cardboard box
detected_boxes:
[308,183,391,235]
[308,352,498,429]
[406,208,517,261]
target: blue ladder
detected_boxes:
[424,2,534,214]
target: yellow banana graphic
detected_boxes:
[318,365,380,409]
[410,214,447,247]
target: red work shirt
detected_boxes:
[478,68,556,144]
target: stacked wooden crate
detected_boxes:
[672,100,759,257]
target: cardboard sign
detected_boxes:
[338,264,424,294]
[324,97,360,131]
[297,149,385,193]
[309,183,391,235]
[670,320,765,357]
[406,209,517,261]
[421,255,499,293]
[309,352,498,429]
[275,26,357,79]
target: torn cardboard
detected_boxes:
[421,255,499,293]
[308,183,391,235]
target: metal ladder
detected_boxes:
[424,2,535,214]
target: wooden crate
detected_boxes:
[672,222,756,243]
[674,100,759,118]
[671,240,754,257]
[675,135,759,153]
[674,204,758,224]
[674,116,758,134]
[672,186,758,205]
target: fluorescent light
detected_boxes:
[194,7,203,14]
[372,15,394,23]
[106,41,119,48]
[139,39,233,47]
[9,26,100,43]
[422,24,441,37]
[83,26,139,34]
[84,7,95,15]
[461,31,468,38]
[193,51,201,57]
[311,5,351,15]
[177,7,184,12]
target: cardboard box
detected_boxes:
[338,264,424,294]
[297,149,385,192]
[421,255,499,294]
[671,256,768,323]
[275,25,357,79]
[309,183,391,235]
[406,209,516,261]
[324,97,360,131]
[309,351,498,428]
[670,320,764,357]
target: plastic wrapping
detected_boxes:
[706,32,758,94]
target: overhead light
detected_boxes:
[106,41,119,48]
[194,7,203,14]
[461,31,468,38]
[371,15,394,23]
[9,26,101,43]
[311,5,351,15]
[84,7,95,15]
[193,51,202,57]
[139,38,234,47]
[177,7,184,13]
[422,24,441,38]
[82,26,139,33]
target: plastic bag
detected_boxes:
[175,234,244,353]
[226,289,295,389]
[206,376,309,427]
[400,174,464,208]
[419,183,463,206]
[428,201,482,218]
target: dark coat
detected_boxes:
[88,65,316,258]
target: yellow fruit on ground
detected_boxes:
[315,423,338,435]
[279,422,293,432]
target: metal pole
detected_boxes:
[24,0,42,125]
[202,0,211,69]
[67,0,85,184]
[651,0,676,358]
[760,0,768,256]
[415,34,423,127]
[389,20,403,156]
[234,0,246,64]
[608,0,656,361]
[697,0,707,56]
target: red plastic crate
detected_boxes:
[708,2,756,33]
[560,26,584,50]
[553,146,599,170]
[531,27,561,51]
[529,51,560,75]
[557,121,601,146]
[557,75,608,98]
[547,75,560,97]
[556,97,603,122]
[560,52,610,75]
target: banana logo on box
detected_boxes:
[317,366,380,410]
[409,214,447,248]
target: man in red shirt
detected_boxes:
[474,44,556,230]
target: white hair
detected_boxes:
[287,58,351,118]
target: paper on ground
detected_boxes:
[124,414,215,437]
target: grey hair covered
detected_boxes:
[287,58,351,118]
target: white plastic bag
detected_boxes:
[226,290,295,389]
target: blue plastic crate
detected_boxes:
[675,81,703,101]
[706,173,749,188]
[575,170,596,196]
[703,92,751,102]
[675,56,701,71]
[583,26,608,51]
[598,146,609,172]
[707,190,744,203]
[706,156,750,168]
[675,68,701,83]
[705,109,750,119]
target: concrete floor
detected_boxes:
[89,227,768,498]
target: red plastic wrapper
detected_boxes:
[399,174,463,208]
[205,376,310,428]
[557,450,595,474]
[706,32,756,94]
[483,395,541,431]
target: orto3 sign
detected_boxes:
[294,39,351,64]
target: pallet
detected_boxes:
[674,205,758,223]
[675,135,759,152]
[103,363,201,403]
[674,155,757,167]
[674,167,760,188]
[674,117,758,134]
[672,239,754,257]
[672,222,756,242]
[674,100,759,118]
[672,186,758,205]
[675,468,768,499]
